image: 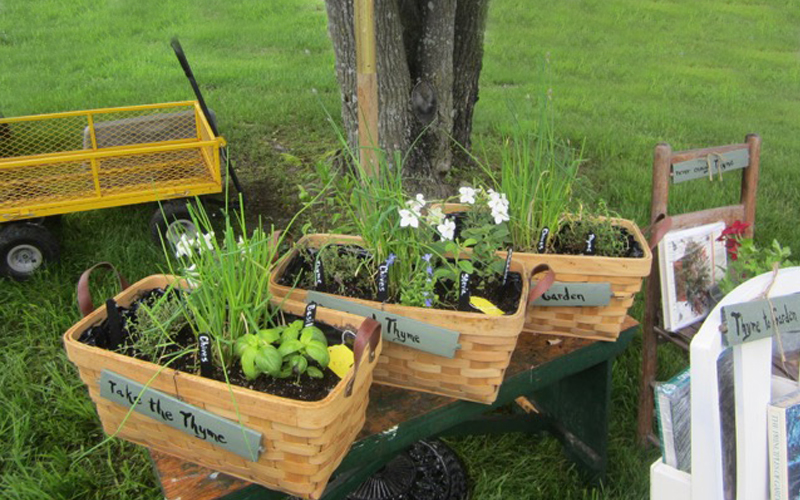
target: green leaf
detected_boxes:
[306,366,324,379]
[458,260,475,274]
[240,349,259,380]
[254,345,282,376]
[300,326,327,346]
[234,334,258,357]
[281,322,302,343]
[305,341,330,368]
[462,238,478,247]
[278,339,304,357]
[290,354,308,375]
[278,364,293,379]
[258,328,282,344]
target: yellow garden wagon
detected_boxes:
[0,40,238,279]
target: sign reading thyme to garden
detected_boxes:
[531,282,612,307]
[306,291,461,358]
[671,148,749,184]
[99,370,262,461]
[721,293,800,346]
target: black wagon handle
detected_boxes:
[170,37,246,205]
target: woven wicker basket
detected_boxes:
[269,234,533,404]
[439,204,650,341]
[63,274,381,500]
[516,218,651,341]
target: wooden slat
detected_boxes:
[669,143,748,164]
[670,204,745,230]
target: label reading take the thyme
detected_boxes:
[99,370,262,461]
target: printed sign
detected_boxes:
[531,282,612,307]
[671,148,749,184]
[99,370,262,461]
[721,293,800,346]
[306,291,461,358]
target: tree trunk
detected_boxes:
[324,0,489,196]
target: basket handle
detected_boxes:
[345,317,381,397]
[77,262,130,317]
[527,263,556,305]
[647,213,672,250]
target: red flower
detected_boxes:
[717,221,750,260]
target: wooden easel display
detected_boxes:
[636,134,761,445]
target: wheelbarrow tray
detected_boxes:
[0,101,225,222]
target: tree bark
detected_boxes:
[324,0,489,195]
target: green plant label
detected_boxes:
[721,293,800,346]
[304,302,317,327]
[531,282,612,307]
[671,148,749,184]
[198,334,212,378]
[458,272,471,311]
[99,370,262,461]
[306,291,462,358]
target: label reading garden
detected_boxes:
[531,282,612,307]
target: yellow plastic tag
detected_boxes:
[470,296,504,316]
[327,344,355,378]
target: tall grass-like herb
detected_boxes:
[314,118,439,302]
[478,64,584,252]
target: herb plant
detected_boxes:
[234,320,330,382]
[474,76,584,253]
[717,235,795,294]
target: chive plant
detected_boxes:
[477,67,584,253]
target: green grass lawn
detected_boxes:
[2,0,799,498]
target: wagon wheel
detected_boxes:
[150,201,198,248]
[290,439,469,500]
[0,222,60,280]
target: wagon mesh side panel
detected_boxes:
[0,115,87,158]
[96,148,215,196]
[89,105,197,149]
[0,160,94,210]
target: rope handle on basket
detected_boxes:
[528,264,556,305]
[345,317,381,398]
[646,213,672,250]
[77,262,130,317]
